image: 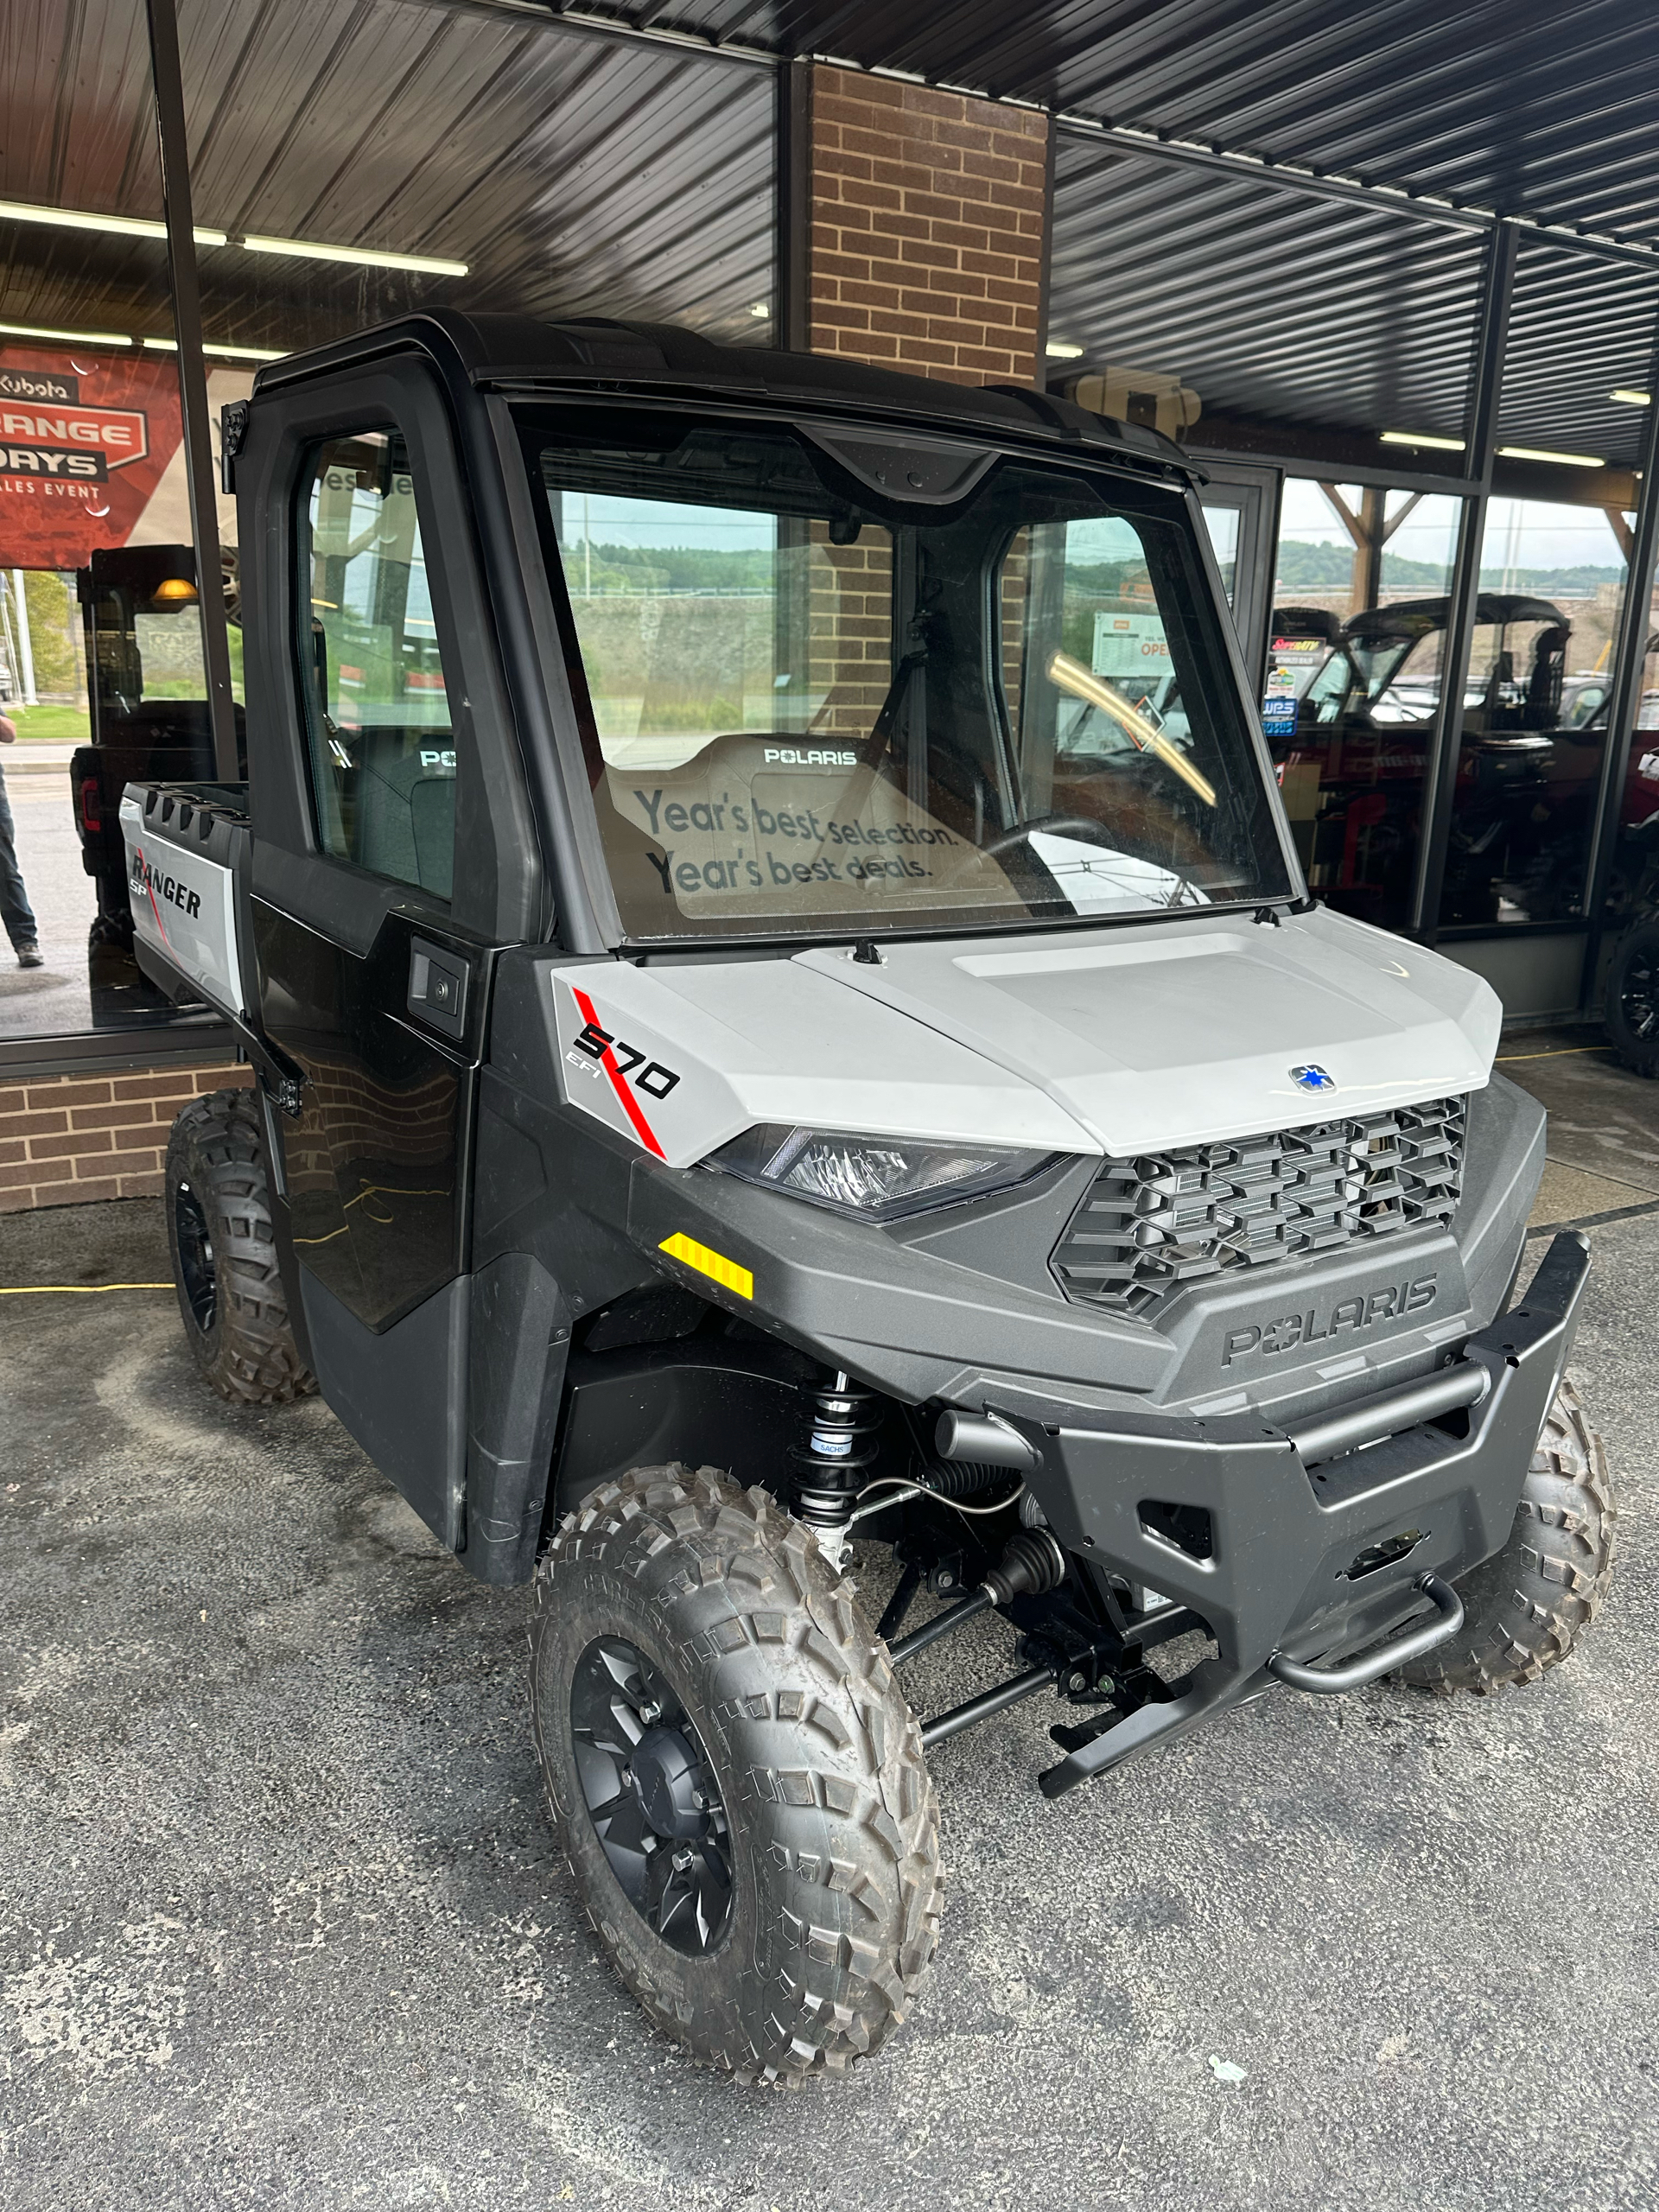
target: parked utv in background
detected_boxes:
[129,312,1614,2086]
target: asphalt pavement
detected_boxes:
[2,1184,1656,2212]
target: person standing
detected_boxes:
[0,710,43,967]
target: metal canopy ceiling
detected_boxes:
[563,0,1659,257]
[179,0,775,349]
[1046,144,1659,463]
[1500,244,1659,467]
[0,0,162,214]
[1046,142,1488,449]
[0,0,776,357]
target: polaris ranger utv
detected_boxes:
[126,310,1614,2087]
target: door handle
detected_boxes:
[407,936,467,1039]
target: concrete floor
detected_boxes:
[3,1061,1659,2210]
[1498,1026,1659,1229]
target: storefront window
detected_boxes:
[0,0,231,1048]
[1266,480,1462,930]
[1438,499,1629,926]
[1595,563,1659,925]
[1200,502,1240,603]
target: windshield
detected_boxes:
[520,407,1294,942]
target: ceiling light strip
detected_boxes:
[1497,444,1605,467]
[240,234,467,276]
[0,317,133,347]
[142,336,285,361]
[1380,430,1468,451]
[0,196,226,246]
[0,195,464,277]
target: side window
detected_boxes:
[296,430,457,900]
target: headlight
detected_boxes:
[705,1123,1052,1220]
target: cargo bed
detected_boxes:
[120,779,252,1022]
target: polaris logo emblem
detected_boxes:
[1290,1063,1336,1094]
[761,747,856,767]
[1223,1273,1439,1364]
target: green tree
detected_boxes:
[20,570,80,699]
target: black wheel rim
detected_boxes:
[569,1636,734,1956]
[175,1180,216,1333]
[1622,948,1659,1041]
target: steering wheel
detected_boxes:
[982,814,1120,860]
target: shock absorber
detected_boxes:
[791,1370,881,1534]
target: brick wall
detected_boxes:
[808,66,1049,387]
[0,1063,249,1215]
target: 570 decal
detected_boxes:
[569,1020,680,1098]
[564,986,681,1160]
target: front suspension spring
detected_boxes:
[791,1370,881,1531]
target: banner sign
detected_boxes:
[0,344,184,569]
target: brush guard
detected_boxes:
[906,1232,1590,1796]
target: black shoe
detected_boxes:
[15,940,42,968]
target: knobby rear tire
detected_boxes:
[164,1087,315,1406]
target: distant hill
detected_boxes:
[1274,536,1625,599]
[569,540,773,593]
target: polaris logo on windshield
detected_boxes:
[1223,1273,1438,1365]
[762,747,856,767]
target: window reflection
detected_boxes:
[1264,484,1459,930]
[1199,499,1240,605]
[1603,608,1659,925]
[1439,499,1629,926]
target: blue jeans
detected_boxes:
[0,760,39,949]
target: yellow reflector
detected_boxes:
[658,1232,753,1300]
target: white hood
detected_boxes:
[794,905,1499,1156]
[547,906,1498,1170]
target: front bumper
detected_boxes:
[997,1230,1591,1792]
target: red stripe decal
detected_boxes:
[133,845,171,947]
[571,987,665,1160]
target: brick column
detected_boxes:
[807,67,1049,387]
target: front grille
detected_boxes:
[1052,1096,1466,1319]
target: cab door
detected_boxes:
[236,355,540,1546]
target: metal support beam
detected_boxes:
[1578,340,1659,1014]
[1409,220,1518,939]
[146,0,239,785]
[776,59,812,353]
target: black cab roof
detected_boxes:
[1345,592,1569,640]
[250,308,1194,483]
